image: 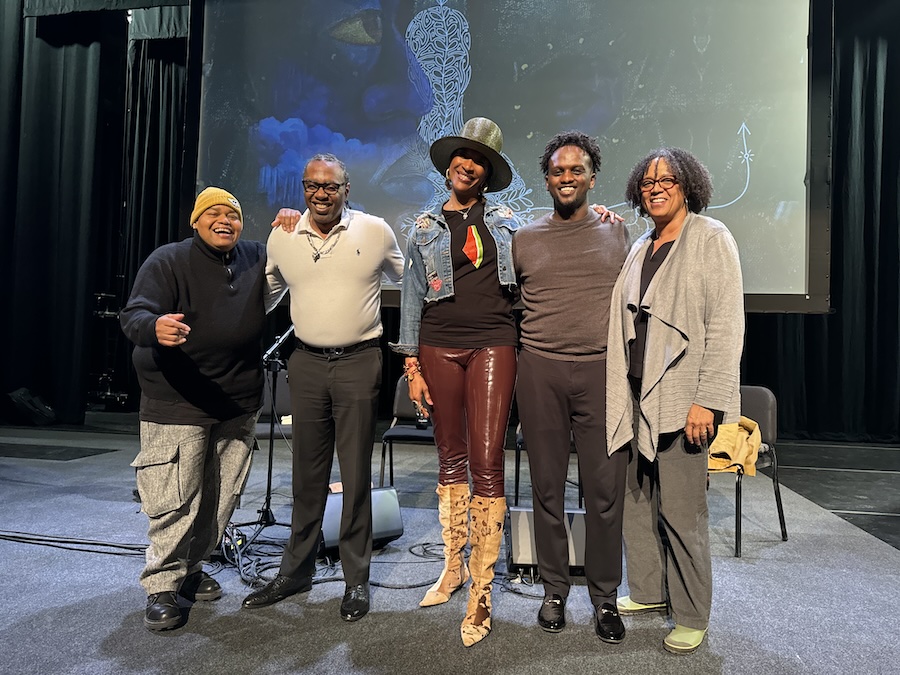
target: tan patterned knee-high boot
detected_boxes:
[460,495,506,647]
[420,483,471,607]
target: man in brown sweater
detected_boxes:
[512,131,631,643]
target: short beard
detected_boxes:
[552,194,586,219]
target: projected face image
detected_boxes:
[246,0,433,212]
[263,2,429,138]
[200,0,433,230]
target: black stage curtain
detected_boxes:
[115,14,189,408]
[0,2,25,413]
[744,0,900,442]
[1,1,192,421]
[2,11,127,424]
[23,0,186,16]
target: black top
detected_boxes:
[120,232,267,424]
[629,237,674,380]
[420,202,517,349]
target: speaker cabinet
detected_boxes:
[321,486,404,552]
[505,505,586,573]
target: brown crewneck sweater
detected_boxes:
[513,209,631,360]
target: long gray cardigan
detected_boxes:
[606,212,745,461]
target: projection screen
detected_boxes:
[197,0,833,312]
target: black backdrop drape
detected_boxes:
[0,2,190,424]
[0,0,898,440]
[116,13,190,407]
[0,2,25,413]
[2,9,127,425]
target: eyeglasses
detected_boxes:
[639,176,678,192]
[302,180,345,195]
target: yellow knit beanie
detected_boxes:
[190,187,242,225]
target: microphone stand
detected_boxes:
[236,324,295,549]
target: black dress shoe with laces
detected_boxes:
[594,603,626,644]
[242,574,312,609]
[145,591,182,631]
[537,594,566,632]
[180,571,222,601]
[340,583,370,622]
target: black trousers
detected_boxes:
[279,346,382,586]
[516,349,627,607]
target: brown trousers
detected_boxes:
[419,345,516,498]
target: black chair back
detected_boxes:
[739,385,777,446]
[392,375,420,423]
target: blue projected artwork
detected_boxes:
[406,1,536,234]
[199,0,436,230]
[198,0,809,295]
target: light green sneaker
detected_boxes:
[663,625,707,654]
[616,595,667,615]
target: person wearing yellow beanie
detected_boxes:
[190,187,244,253]
[121,185,271,632]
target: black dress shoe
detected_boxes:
[180,571,222,601]
[145,591,182,631]
[340,583,370,622]
[594,603,626,644]
[537,594,566,632]
[242,574,312,609]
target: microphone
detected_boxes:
[263,324,295,364]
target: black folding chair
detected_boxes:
[379,376,435,487]
[715,385,789,557]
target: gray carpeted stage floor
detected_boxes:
[1,425,899,675]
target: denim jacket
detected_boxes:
[390,203,520,355]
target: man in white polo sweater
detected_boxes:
[242,153,404,622]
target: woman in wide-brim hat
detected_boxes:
[391,117,520,647]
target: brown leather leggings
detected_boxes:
[418,345,517,498]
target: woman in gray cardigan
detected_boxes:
[606,148,745,655]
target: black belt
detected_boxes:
[295,337,380,358]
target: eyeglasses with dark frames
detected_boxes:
[302,180,346,195]
[639,176,678,192]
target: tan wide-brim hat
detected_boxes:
[430,117,513,192]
